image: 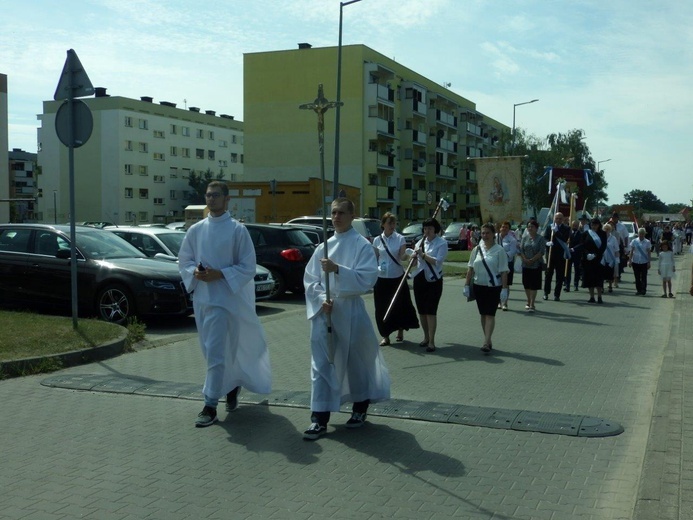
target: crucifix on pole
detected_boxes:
[299,84,343,363]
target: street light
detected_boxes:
[511,99,539,151]
[333,0,363,200]
[597,158,611,173]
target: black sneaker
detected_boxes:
[303,423,327,440]
[542,294,549,300]
[553,296,560,301]
[195,406,218,428]
[346,412,367,428]
[226,386,241,412]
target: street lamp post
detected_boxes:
[597,158,611,173]
[512,99,539,151]
[53,190,57,224]
[333,0,363,201]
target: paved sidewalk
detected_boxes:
[2,252,691,519]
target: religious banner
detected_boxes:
[472,156,523,224]
[540,167,593,214]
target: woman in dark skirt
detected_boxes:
[519,220,546,312]
[581,218,608,303]
[372,213,419,346]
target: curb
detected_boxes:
[0,325,129,379]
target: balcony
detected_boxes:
[431,136,457,154]
[376,186,396,202]
[411,189,427,204]
[432,109,457,128]
[375,118,396,136]
[435,164,457,179]
[412,129,427,146]
[367,83,395,105]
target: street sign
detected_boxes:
[55,100,93,148]
[54,49,94,100]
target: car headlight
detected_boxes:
[144,280,177,290]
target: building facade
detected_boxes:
[37,89,244,225]
[8,149,37,222]
[244,44,509,225]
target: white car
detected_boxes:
[105,226,275,301]
[621,221,636,242]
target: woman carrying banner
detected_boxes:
[372,213,419,346]
[581,218,608,303]
[464,223,509,354]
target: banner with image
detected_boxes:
[473,156,523,224]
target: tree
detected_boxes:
[623,190,667,213]
[666,203,689,214]
[187,168,225,204]
[511,128,608,215]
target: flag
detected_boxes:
[471,156,523,223]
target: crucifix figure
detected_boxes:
[299,84,343,363]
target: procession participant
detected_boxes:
[496,221,518,310]
[608,212,630,282]
[372,212,419,346]
[303,198,390,440]
[581,218,608,303]
[565,220,584,292]
[464,223,509,353]
[178,181,272,428]
[579,213,590,232]
[602,223,620,294]
[657,240,675,298]
[542,212,571,301]
[629,227,652,296]
[518,219,546,312]
[411,217,448,353]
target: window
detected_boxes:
[170,190,177,200]
[153,130,165,138]
[138,119,148,130]
[182,126,190,136]
[153,152,165,161]
[139,142,148,153]
[182,148,190,158]
[219,139,228,148]
[208,130,214,140]
[125,211,135,222]
[124,164,133,175]
[139,165,148,176]
[170,124,178,135]
[232,135,237,144]
[230,153,238,163]
[154,175,165,183]
[240,154,244,164]
[170,146,178,156]
[138,211,148,222]
[196,148,204,159]
[124,116,133,127]
[182,168,191,179]
[208,150,215,160]
[196,129,204,138]
[153,197,164,205]
[404,179,412,189]
[368,174,378,185]
[139,189,149,199]
[125,140,133,151]
[124,188,133,198]
[169,167,178,178]
[219,160,228,167]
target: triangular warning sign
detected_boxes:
[54,49,94,101]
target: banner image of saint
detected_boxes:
[472,156,523,224]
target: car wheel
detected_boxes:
[268,268,286,299]
[96,284,136,324]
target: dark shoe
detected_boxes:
[597,297,603,304]
[226,386,241,412]
[564,286,570,292]
[303,422,327,440]
[379,338,391,346]
[588,298,596,303]
[608,287,613,293]
[553,296,560,301]
[419,340,429,347]
[661,294,668,298]
[542,294,549,300]
[346,412,367,428]
[425,345,436,352]
[574,286,579,291]
[195,406,218,428]
[669,293,675,298]
[481,344,492,353]
[395,333,404,342]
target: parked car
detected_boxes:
[105,226,275,301]
[0,224,192,324]
[270,223,330,245]
[165,221,187,231]
[244,223,315,298]
[443,222,473,250]
[352,217,381,242]
[621,221,636,242]
[401,223,424,248]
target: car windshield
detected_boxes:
[403,224,422,234]
[286,229,315,247]
[444,223,464,234]
[362,220,381,238]
[156,232,185,256]
[75,229,147,259]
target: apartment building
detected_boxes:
[8,149,37,222]
[244,44,508,224]
[0,73,9,223]
[37,89,244,225]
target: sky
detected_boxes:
[2,0,692,206]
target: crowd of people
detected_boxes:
[180,184,692,439]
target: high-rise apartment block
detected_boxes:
[244,44,508,223]
[36,89,244,224]
[0,73,9,223]
[8,148,37,222]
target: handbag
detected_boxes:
[467,282,476,302]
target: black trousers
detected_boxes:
[565,259,582,289]
[632,262,649,294]
[544,257,566,297]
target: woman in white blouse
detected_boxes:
[411,218,448,353]
[464,223,509,354]
[372,213,419,346]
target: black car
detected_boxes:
[0,224,192,324]
[244,223,315,298]
[401,223,424,248]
